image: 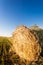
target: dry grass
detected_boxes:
[0,25,43,65]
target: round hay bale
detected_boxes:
[12,26,41,61]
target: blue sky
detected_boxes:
[0,0,43,36]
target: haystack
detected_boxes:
[12,26,41,61]
[30,25,43,57]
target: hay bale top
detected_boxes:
[12,26,41,61]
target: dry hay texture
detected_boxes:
[12,26,41,61]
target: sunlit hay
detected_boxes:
[30,26,43,57]
[12,26,41,61]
